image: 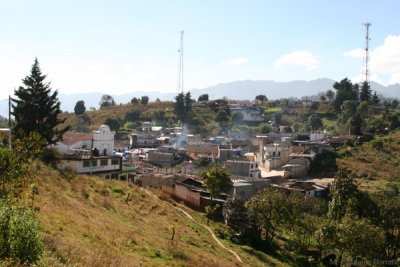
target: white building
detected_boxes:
[55,125,114,156]
[58,156,122,178]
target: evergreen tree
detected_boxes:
[74,100,86,116]
[184,92,192,113]
[372,91,380,105]
[174,92,193,122]
[11,59,68,145]
[359,81,372,103]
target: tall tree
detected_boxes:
[333,78,359,111]
[328,170,359,221]
[140,96,149,105]
[198,94,209,102]
[99,94,115,108]
[104,118,120,133]
[372,91,380,105]
[74,100,86,116]
[174,92,193,123]
[11,59,68,145]
[308,113,323,131]
[184,92,192,113]
[131,97,139,104]
[326,89,335,101]
[359,81,372,103]
[201,165,232,224]
[246,188,294,245]
[255,95,268,104]
[201,165,232,205]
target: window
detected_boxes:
[91,160,97,167]
[100,159,108,166]
[83,160,90,167]
[111,158,120,165]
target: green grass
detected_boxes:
[264,107,283,113]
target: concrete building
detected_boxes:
[58,154,122,179]
[273,180,328,198]
[130,122,163,147]
[225,160,260,179]
[231,179,271,200]
[259,143,291,171]
[147,150,182,167]
[187,144,219,160]
[283,157,311,177]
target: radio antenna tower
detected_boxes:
[362,22,371,85]
[177,30,184,94]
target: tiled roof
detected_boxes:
[61,132,93,146]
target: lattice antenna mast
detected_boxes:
[363,22,371,85]
[177,30,184,94]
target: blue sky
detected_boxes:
[0,0,399,100]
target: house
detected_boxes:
[230,107,263,124]
[130,122,163,148]
[163,178,227,210]
[260,143,291,170]
[55,125,114,156]
[283,156,311,177]
[231,179,271,200]
[273,180,328,197]
[58,154,123,179]
[224,160,260,179]
[147,149,182,167]
[186,144,219,160]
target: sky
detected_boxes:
[0,0,399,100]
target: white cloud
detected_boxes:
[344,35,400,84]
[274,51,319,71]
[224,57,248,66]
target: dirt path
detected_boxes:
[143,188,243,264]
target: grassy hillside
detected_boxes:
[59,101,175,132]
[337,130,400,192]
[29,162,287,266]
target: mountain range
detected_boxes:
[1,78,399,117]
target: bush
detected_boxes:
[39,147,62,167]
[0,200,43,264]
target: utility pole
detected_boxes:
[8,95,12,149]
[177,30,184,94]
[363,22,371,86]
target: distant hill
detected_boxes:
[1,79,399,116]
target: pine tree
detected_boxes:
[359,81,372,103]
[11,59,68,145]
[372,91,380,105]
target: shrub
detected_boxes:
[39,147,62,167]
[0,200,43,264]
